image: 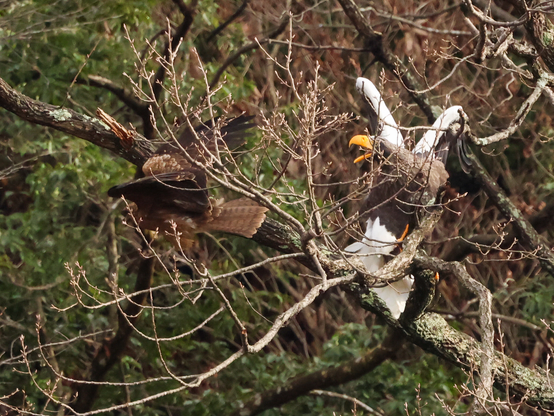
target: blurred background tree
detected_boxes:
[1,0,554,414]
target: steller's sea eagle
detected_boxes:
[108,116,268,250]
[346,77,466,319]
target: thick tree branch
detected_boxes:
[352,286,554,409]
[78,75,149,117]
[152,0,198,103]
[206,0,248,42]
[505,0,554,73]
[0,76,153,166]
[231,328,402,416]
[409,254,554,409]
[77,75,156,139]
[209,18,289,89]
[470,0,525,37]
[462,135,554,276]
[444,197,554,261]
[445,260,495,404]
[337,0,435,123]
[251,215,554,409]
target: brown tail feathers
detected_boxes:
[206,198,268,238]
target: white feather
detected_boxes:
[415,105,463,156]
[345,218,413,319]
[373,276,414,319]
[344,241,365,253]
[356,77,404,147]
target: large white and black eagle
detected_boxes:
[346,77,466,319]
[108,116,268,249]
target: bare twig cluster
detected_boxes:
[1,0,554,415]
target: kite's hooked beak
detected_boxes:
[349,134,374,163]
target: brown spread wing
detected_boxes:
[109,115,267,249]
[107,169,209,215]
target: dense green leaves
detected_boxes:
[2,0,554,414]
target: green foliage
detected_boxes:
[1,0,553,414]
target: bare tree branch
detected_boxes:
[209,17,290,89]
[463,132,554,277]
[71,255,155,413]
[249,213,554,409]
[151,0,198,103]
[206,0,249,42]
[0,76,153,166]
[505,0,554,72]
[337,0,436,123]
[231,328,401,416]
[473,73,550,146]
[444,198,554,261]
[78,75,148,117]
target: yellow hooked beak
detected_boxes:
[349,134,374,163]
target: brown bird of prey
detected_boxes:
[346,77,466,318]
[108,116,268,250]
